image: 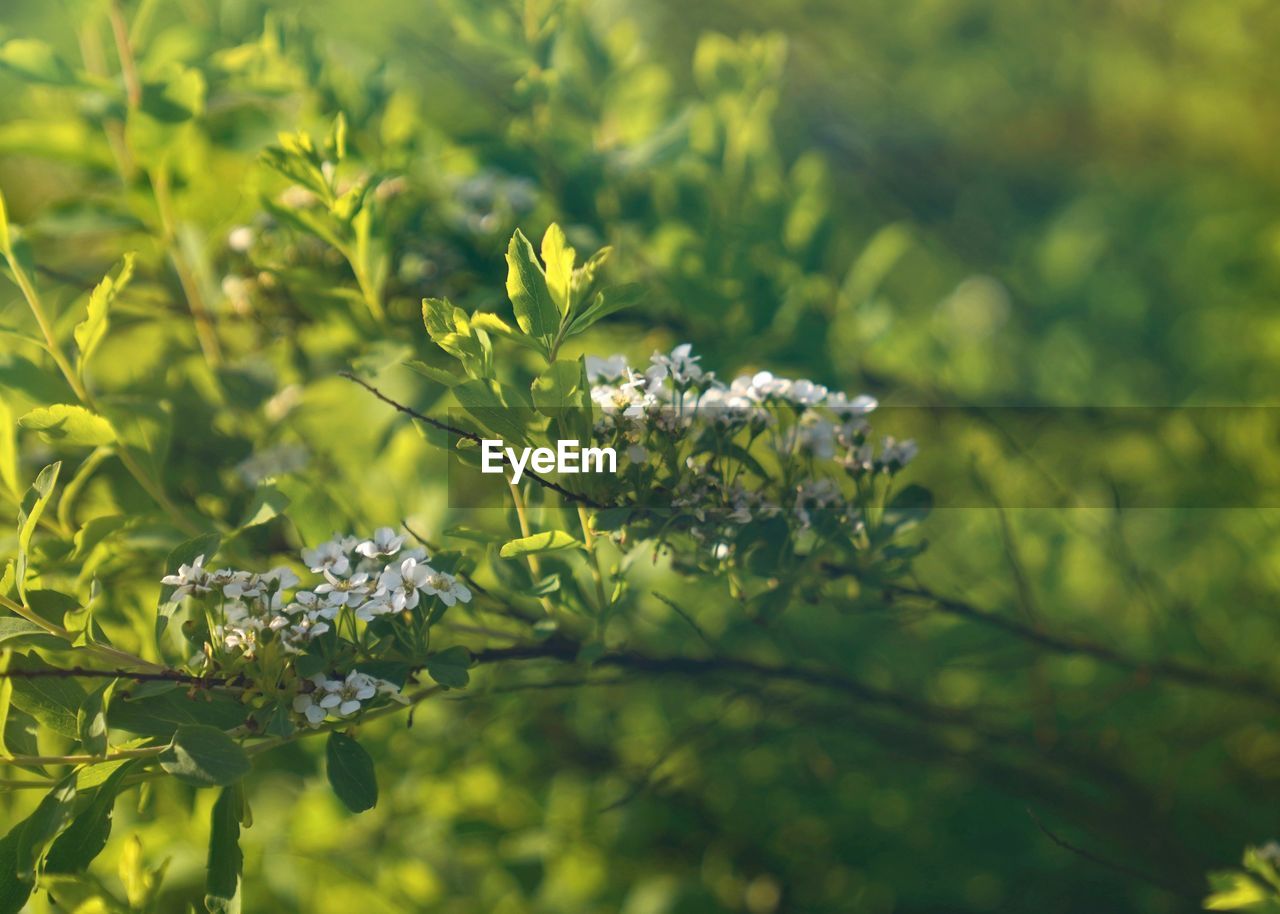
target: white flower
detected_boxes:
[314,570,371,607]
[827,392,877,417]
[648,343,704,386]
[322,671,379,717]
[379,557,429,611]
[585,354,630,382]
[161,555,212,598]
[292,680,330,727]
[879,437,918,469]
[301,536,355,575]
[421,569,472,607]
[356,527,405,559]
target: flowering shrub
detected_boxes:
[0,2,1273,913]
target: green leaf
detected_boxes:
[159,725,251,787]
[8,653,86,738]
[0,618,68,650]
[19,404,116,447]
[44,760,138,874]
[205,787,243,914]
[499,530,583,558]
[565,283,645,338]
[540,223,575,316]
[421,297,489,370]
[469,312,543,352]
[77,681,111,757]
[403,359,459,388]
[100,398,171,484]
[531,359,589,413]
[424,645,473,689]
[140,66,206,122]
[505,229,559,345]
[16,461,60,600]
[0,827,33,914]
[454,378,532,447]
[237,483,289,529]
[325,732,378,813]
[74,253,135,373]
[156,532,220,640]
[15,775,78,877]
[0,185,10,255]
[0,39,79,86]
[72,514,128,560]
[879,484,933,539]
[109,689,245,739]
[0,397,16,501]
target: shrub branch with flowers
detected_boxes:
[0,213,928,913]
[0,4,1273,912]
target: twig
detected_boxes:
[881,582,1280,708]
[1026,808,1198,900]
[652,592,717,654]
[340,372,604,507]
[0,666,237,687]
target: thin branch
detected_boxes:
[1026,808,1199,900]
[340,372,604,507]
[881,582,1280,708]
[652,591,717,654]
[0,665,236,687]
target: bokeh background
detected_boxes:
[2,0,1279,912]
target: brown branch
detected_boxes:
[0,666,238,687]
[340,371,604,507]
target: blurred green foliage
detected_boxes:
[1,0,1279,912]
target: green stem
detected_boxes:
[0,744,164,767]
[0,592,166,672]
[3,247,200,534]
[577,505,610,615]
[508,481,556,617]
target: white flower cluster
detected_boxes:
[161,527,472,662]
[585,344,910,470]
[582,344,919,556]
[291,670,408,727]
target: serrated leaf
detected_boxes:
[159,725,250,787]
[505,229,559,344]
[19,405,116,447]
[44,760,138,874]
[74,253,135,373]
[325,732,378,813]
[499,531,583,558]
[205,787,242,914]
[540,223,575,315]
[424,645,472,688]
